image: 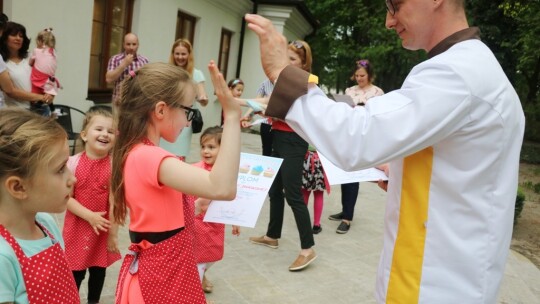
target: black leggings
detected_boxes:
[72,266,106,303]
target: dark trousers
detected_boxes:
[29,102,51,117]
[260,123,273,156]
[341,182,360,221]
[72,266,106,303]
[267,130,314,249]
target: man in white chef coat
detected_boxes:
[244,0,525,302]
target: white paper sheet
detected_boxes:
[331,93,355,107]
[204,153,283,227]
[318,153,388,185]
[248,118,268,126]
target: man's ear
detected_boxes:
[4,176,29,200]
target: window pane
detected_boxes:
[111,0,127,26]
[109,26,125,56]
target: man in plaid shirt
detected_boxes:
[106,33,149,104]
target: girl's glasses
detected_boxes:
[178,105,196,122]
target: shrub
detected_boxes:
[514,187,526,225]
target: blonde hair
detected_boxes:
[111,62,196,224]
[288,40,312,72]
[79,106,113,148]
[169,38,194,76]
[0,108,66,181]
[37,28,55,49]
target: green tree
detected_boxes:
[304,0,539,141]
[304,0,424,93]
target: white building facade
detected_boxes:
[3,0,315,127]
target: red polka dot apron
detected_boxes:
[185,162,226,263]
[64,152,121,270]
[115,228,206,304]
[0,223,80,304]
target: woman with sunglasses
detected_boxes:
[249,40,317,272]
[329,59,384,234]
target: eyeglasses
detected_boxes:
[290,40,304,49]
[386,0,396,16]
[178,105,196,122]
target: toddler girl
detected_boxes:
[302,145,330,234]
[0,108,79,303]
[221,78,244,126]
[111,62,240,304]
[29,28,60,113]
[63,106,121,304]
[185,126,240,294]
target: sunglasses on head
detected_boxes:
[290,40,304,49]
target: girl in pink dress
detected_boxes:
[111,62,241,304]
[62,106,121,304]
[0,108,79,303]
[29,28,60,112]
[185,126,240,294]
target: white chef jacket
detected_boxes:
[266,30,525,303]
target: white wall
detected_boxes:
[6,0,94,111]
[134,0,250,126]
[5,0,313,128]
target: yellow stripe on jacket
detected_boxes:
[387,147,433,303]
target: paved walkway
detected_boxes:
[57,132,540,303]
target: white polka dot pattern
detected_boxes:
[185,193,226,263]
[0,223,80,303]
[63,153,121,270]
[115,229,206,303]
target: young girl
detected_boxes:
[29,28,60,112]
[0,108,79,303]
[62,106,121,304]
[221,78,244,126]
[302,145,330,234]
[111,61,240,304]
[185,126,240,294]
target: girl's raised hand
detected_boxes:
[208,60,240,120]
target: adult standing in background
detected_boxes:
[105,33,148,105]
[329,59,384,234]
[249,40,317,272]
[240,79,274,156]
[160,38,208,161]
[0,21,51,116]
[245,0,525,300]
[0,14,48,109]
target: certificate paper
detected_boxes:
[204,153,283,227]
[318,153,388,185]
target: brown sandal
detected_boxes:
[202,275,213,293]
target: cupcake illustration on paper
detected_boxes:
[250,165,263,176]
[263,167,275,178]
[239,163,251,174]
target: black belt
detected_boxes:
[129,227,184,244]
